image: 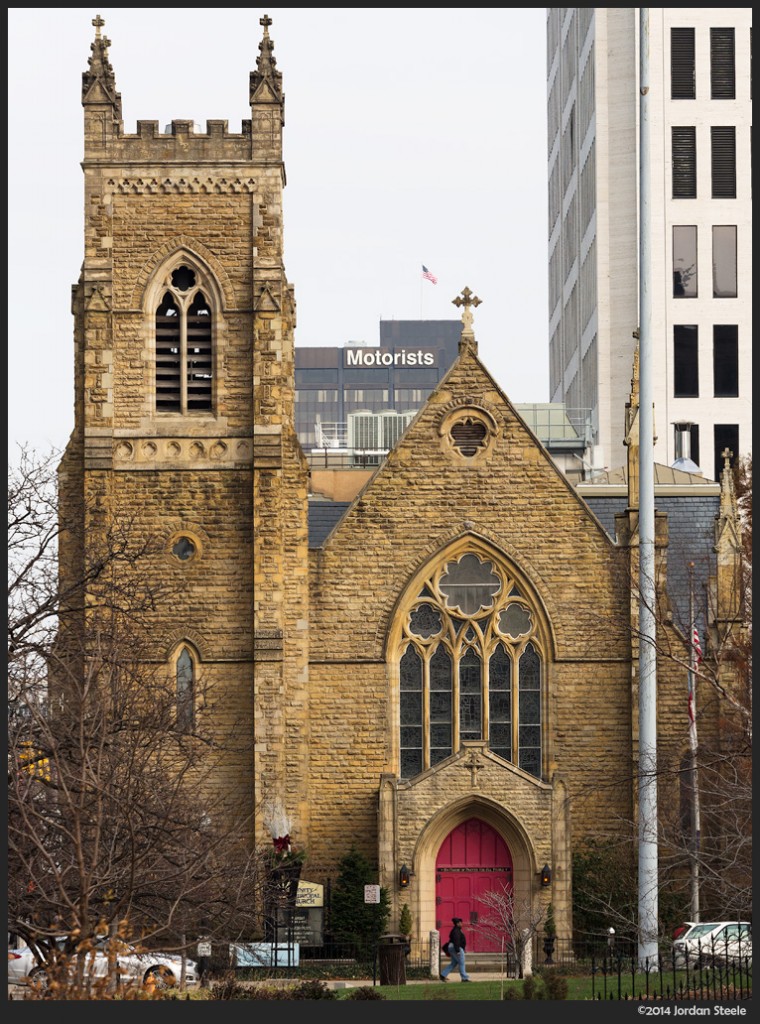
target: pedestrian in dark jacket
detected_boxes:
[440,917,471,981]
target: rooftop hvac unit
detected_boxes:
[379,409,415,448]
[347,412,381,450]
[347,410,416,450]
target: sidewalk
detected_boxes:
[325,972,505,989]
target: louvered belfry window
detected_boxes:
[155,264,213,413]
[672,127,697,198]
[671,27,696,99]
[711,27,736,99]
[711,126,737,198]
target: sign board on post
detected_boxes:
[364,884,381,904]
[197,941,212,958]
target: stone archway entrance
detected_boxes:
[435,816,513,953]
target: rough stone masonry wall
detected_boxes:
[307,347,635,875]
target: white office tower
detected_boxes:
[546,9,752,481]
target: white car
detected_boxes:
[106,941,199,989]
[673,921,751,968]
[8,937,198,990]
[8,940,110,988]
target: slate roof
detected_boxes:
[583,492,719,637]
[308,501,351,547]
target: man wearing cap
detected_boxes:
[440,916,471,982]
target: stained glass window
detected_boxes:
[397,553,543,780]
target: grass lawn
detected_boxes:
[336,972,752,1001]
[335,977,591,1000]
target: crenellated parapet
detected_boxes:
[84,121,256,164]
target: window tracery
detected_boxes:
[398,552,544,779]
[155,262,214,413]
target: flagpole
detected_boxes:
[688,562,701,922]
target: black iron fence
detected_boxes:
[538,934,752,1001]
[222,934,751,1000]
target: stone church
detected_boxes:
[59,16,745,956]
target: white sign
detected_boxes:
[364,884,381,904]
[344,348,435,367]
[197,941,212,958]
[232,942,300,968]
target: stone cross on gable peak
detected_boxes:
[452,287,481,351]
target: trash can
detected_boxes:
[377,933,408,986]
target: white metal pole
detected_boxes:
[688,563,701,921]
[637,6,659,968]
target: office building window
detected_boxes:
[711,127,737,198]
[395,388,424,408]
[711,28,736,99]
[345,389,389,404]
[672,127,697,197]
[712,226,738,296]
[689,424,701,469]
[713,326,739,397]
[713,425,738,483]
[673,226,698,297]
[674,325,699,397]
[671,28,696,99]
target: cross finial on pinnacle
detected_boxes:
[260,14,273,30]
[92,14,105,39]
[722,447,734,467]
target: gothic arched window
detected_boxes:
[398,552,544,780]
[176,646,195,733]
[155,263,213,413]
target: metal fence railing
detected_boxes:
[223,934,751,1000]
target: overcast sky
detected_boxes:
[8,8,549,459]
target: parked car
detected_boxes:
[7,939,110,988]
[102,940,199,989]
[673,921,751,968]
[7,936,198,990]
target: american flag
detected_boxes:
[422,264,438,285]
[688,625,702,725]
[692,625,703,666]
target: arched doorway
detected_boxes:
[435,817,513,953]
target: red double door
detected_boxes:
[435,818,513,954]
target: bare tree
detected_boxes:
[472,882,548,978]
[568,456,751,945]
[8,446,273,987]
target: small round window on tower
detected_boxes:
[172,536,196,561]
